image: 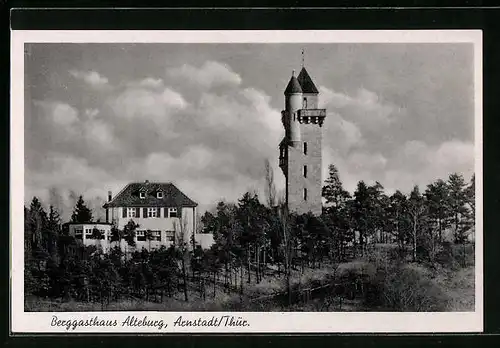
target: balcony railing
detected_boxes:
[298,109,326,117]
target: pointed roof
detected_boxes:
[297,67,319,94]
[284,71,303,95]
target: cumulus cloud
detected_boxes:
[127,77,164,89]
[84,108,99,119]
[33,100,79,127]
[26,53,474,216]
[69,69,109,87]
[167,61,242,89]
[109,86,188,121]
[27,62,285,212]
[319,86,404,132]
[384,140,474,193]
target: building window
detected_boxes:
[75,228,83,240]
[85,228,92,236]
[303,188,308,201]
[303,165,307,178]
[165,231,175,242]
[127,208,136,218]
[136,230,146,242]
[140,192,146,199]
[147,208,157,218]
[152,230,161,241]
[157,191,163,199]
[303,97,307,109]
[303,142,307,155]
[168,207,178,218]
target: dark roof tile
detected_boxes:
[103,182,197,208]
[284,75,303,95]
[297,67,319,94]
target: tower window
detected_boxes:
[303,97,307,109]
[303,142,308,155]
[303,188,308,201]
[303,165,307,178]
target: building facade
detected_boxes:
[279,67,326,215]
[67,222,113,252]
[103,180,213,251]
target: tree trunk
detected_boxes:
[247,246,251,284]
[182,255,188,302]
[413,217,417,262]
[213,270,217,299]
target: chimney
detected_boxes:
[108,191,112,202]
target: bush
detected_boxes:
[367,263,448,312]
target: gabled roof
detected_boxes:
[284,74,303,95]
[297,67,319,94]
[103,182,197,208]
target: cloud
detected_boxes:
[69,69,109,87]
[33,100,79,127]
[84,108,99,118]
[26,55,474,216]
[167,60,242,89]
[127,77,164,89]
[384,140,474,193]
[109,86,188,121]
[319,86,404,132]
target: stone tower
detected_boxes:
[279,67,326,215]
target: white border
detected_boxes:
[11,30,483,333]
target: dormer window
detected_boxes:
[140,192,146,199]
[157,191,163,199]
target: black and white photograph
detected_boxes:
[11,30,483,333]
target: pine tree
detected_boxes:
[425,179,450,243]
[447,173,472,243]
[322,164,351,208]
[46,205,62,258]
[71,196,94,223]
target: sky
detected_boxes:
[24,43,475,220]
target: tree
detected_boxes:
[387,191,410,253]
[425,179,450,243]
[464,174,476,241]
[46,206,61,259]
[408,186,426,262]
[29,197,48,252]
[174,218,190,301]
[264,159,277,208]
[71,196,93,223]
[447,173,472,244]
[122,220,139,258]
[277,203,292,306]
[351,181,384,256]
[237,192,268,284]
[91,227,104,250]
[322,164,351,208]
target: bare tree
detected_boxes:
[264,159,277,208]
[174,218,189,302]
[408,186,426,262]
[277,200,292,307]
